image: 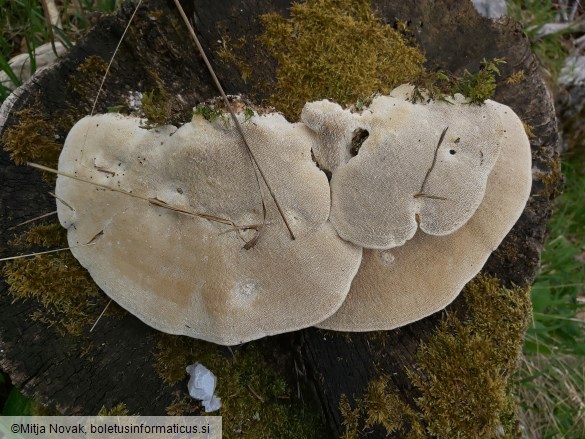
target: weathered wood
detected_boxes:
[0,0,560,437]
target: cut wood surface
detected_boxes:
[0,1,560,437]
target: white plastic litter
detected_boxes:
[186,363,222,412]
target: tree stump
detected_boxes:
[0,1,561,437]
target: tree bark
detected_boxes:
[0,0,560,437]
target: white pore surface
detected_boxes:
[304,84,507,250]
[56,113,362,345]
[318,102,532,331]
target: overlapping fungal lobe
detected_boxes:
[318,92,532,331]
[303,85,506,250]
[55,112,362,345]
[300,99,362,173]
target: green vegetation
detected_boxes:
[193,103,226,123]
[411,58,505,105]
[141,71,173,127]
[98,403,130,416]
[153,334,326,438]
[260,0,425,120]
[527,153,585,356]
[2,223,118,336]
[0,0,119,101]
[340,276,531,438]
[2,102,61,168]
[507,0,572,80]
[517,151,585,439]
[506,1,585,437]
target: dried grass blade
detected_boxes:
[89,299,112,333]
[413,193,449,200]
[28,162,234,226]
[8,210,58,230]
[419,126,448,194]
[79,0,143,161]
[172,0,295,242]
[48,191,75,211]
[0,243,95,262]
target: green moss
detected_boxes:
[141,70,173,127]
[193,104,226,124]
[69,56,109,109]
[411,58,506,105]
[98,403,131,416]
[339,394,360,439]
[259,0,425,120]
[217,35,253,83]
[505,70,526,85]
[153,334,325,438]
[339,275,531,438]
[2,223,119,336]
[450,58,506,105]
[1,103,61,171]
[535,151,563,200]
[362,377,414,434]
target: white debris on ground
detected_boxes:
[186,363,222,412]
[471,0,507,19]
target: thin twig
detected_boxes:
[413,193,449,200]
[80,0,143,161]
[48,191,75,211]
[172,0,295,242]
[28,162,234,226]
[89,299,112,332]
[247,384,265,403]
[0,243,95,262]
[8,211,58,230]
[419,127,448,194]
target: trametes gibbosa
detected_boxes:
[54,84,531,345]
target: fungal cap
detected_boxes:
[56,112,362,345]
[304,85,509,250]
[318,103,532,330]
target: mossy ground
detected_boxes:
[2,223,120,336]
[259,0,425,120]
[1,100,61,176]
[340,275,532,438]
[153,334,326,438]
[141,70,173,127]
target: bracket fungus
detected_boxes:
[302,84,508,250]
[318,86,532,331]
[53,84,531,343]
[55,111,362,345]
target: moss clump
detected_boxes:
[217,35,253,83]
[451,58,506,105]
[340,275,531,438]
[141,71,173,127]
[339,376,425,439]
[153,334,326,438]
[98,403,130,416]
[69,55,109,110]
[193,104,226,124]
[2,103,61,170]
[535,151,563,200]
[505,70,526,85]
[260,0,425,120]
[2,223,118,336]
[411,58,506,105]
